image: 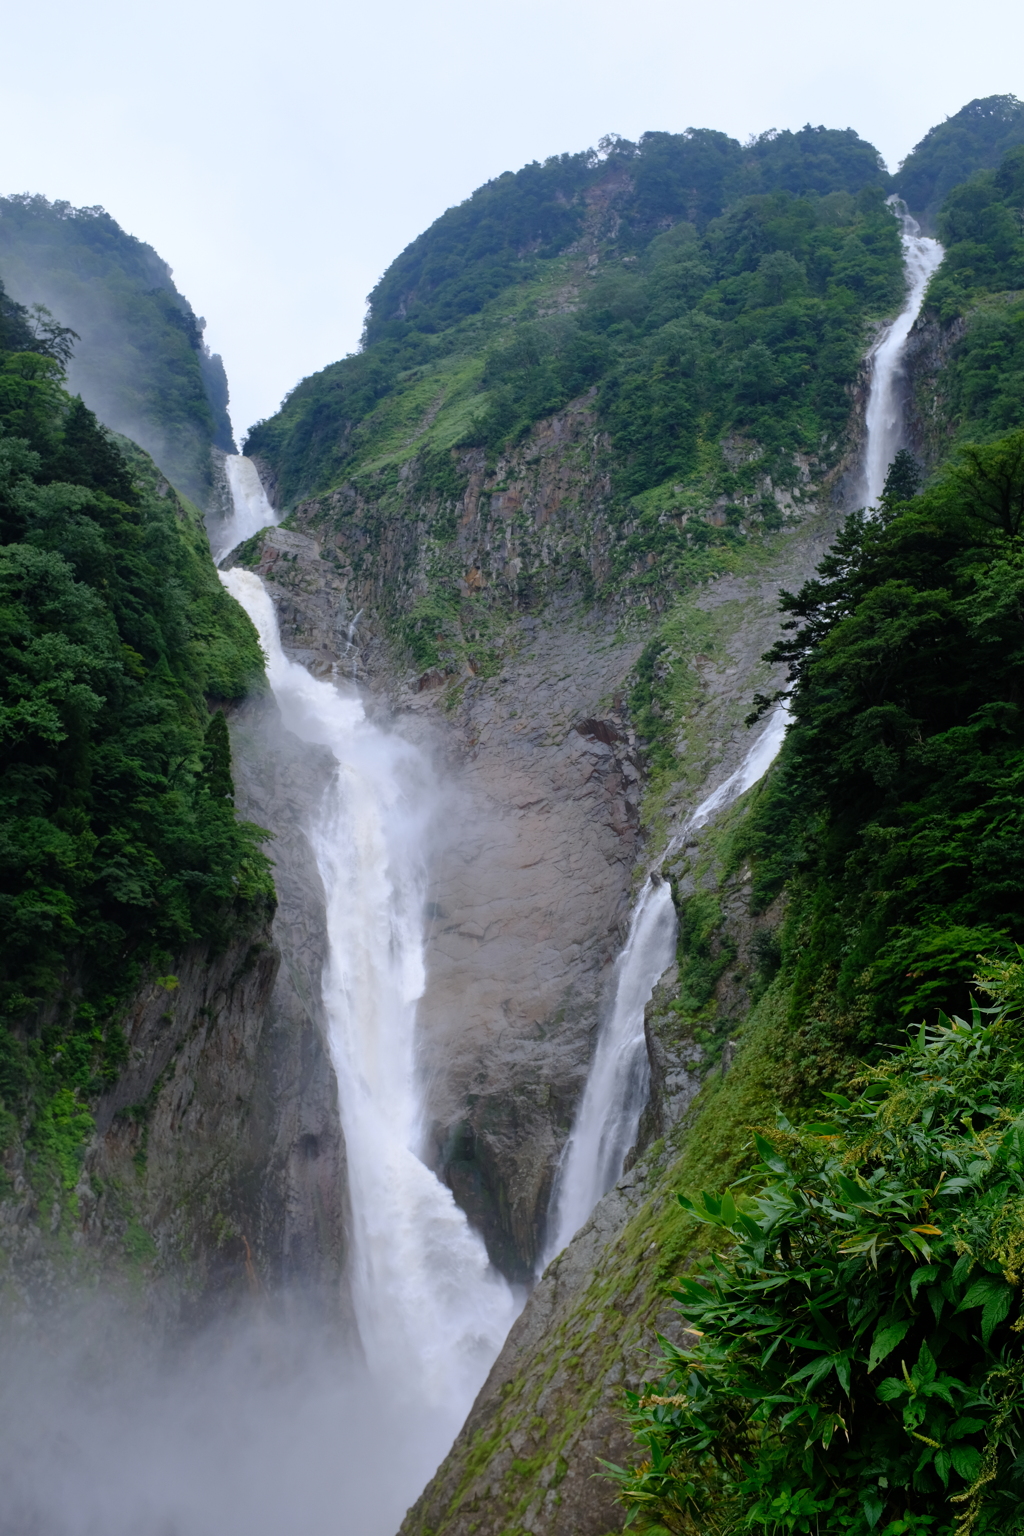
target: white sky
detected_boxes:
[2,0,1021,440]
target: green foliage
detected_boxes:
[458,185,902,501]
[589,188,901,496]
[0,196,234,505]
[612,958,1024,1536]
[368,127,888,352]
[894,96,1024,232]
[744,430,1024,1037]
[0,277,78,365]
[0,321,272,1197]
[248,128,895,512]
[932,296,1024,445]
[926,146,1024,323]
[29,1086,96,1192]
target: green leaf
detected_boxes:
[914,1340,937,1387]
[958,1275,1013,1343]
[868,1318,911,1373]
[753,1131,787,1172]
[909,1265,939,1301]
[951,1444,982,1481]
[862,1493,885,1529]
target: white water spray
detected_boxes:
[213,454,279,561]
[542,878,677,1264]
[862,201,944,508]
[220,511,516,1419]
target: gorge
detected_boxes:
[4,93,1024,1536]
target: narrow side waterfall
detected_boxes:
[862,201,944,507]
[682,707,789,836]
[219,561,517,1416]
[542,879,677,1265]
[540,216,945,1269]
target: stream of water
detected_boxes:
[862,201,944,507]
[541,207,944,1264]
[219,569,517,1407]
[541,877,677,1265]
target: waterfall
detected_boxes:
[212,454,278,561]
[540,215,944,1268]
[541,878,677,1265]
[682,706,789,837]
[219,478,517,1418]
[861,201,944,508]
[539,709,788,1267]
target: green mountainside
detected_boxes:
[893,94,1024,232]
[4,89,1024,1533]
[246,125,899,510]
[0,195,235,508]
[0,277,271,1222]
[239,102,1024,1536]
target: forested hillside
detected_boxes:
[4,87,1024,1536]
[893,93,1024,231]
[598,144,1024,1536]
[0,196,235,508]
[246,124,901,510]
[233,98,1024,1536]
[0,277,270,1229]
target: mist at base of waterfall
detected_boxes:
[0,1301,453,1536]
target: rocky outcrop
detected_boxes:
[225,412,847,1287]
[0,703,351,1325]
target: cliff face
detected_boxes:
[225,387,847,1301]
[0,699,351,1322]
[0,891,348,1322]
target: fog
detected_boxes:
[0,1301,456,1536]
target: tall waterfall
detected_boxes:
[862,201,944,507]
[540,209,943,1263]
[219,481,517,1414]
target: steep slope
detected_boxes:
[893,93,1024,232]
[0,289,345,1315]
[0,195,235,508]
[235,121,904,1283]
[399,159,1024,1536]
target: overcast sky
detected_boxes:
[2,0,1021,440]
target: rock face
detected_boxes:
[413,615,646,1279]
[224,410,848,1293]
[0,700,351,1324]
[228,518,650,1279]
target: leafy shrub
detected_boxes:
[611,955,1024,1536]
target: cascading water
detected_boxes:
[861,200,944,508]
[212,454,279,561]
[539,709,787,1267]
[540,214,946,1268]
[218,463,517,1421]
[541,878,677,1266]
[680,706,790,838]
